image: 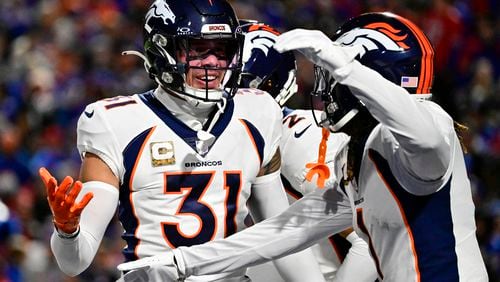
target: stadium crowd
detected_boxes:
[0,0,498,281]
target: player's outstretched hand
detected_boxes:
[39,167,93,234]
[117,252,181,281]
[274,29,365,74]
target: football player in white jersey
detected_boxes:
[37,1,325,281]
[239,21,377,282]
[118,12,489,282]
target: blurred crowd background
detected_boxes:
[0,0,498,281]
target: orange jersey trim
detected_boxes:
[129,126,156,258]
[239,119,263,165]
[394,15,434,94]
[370,157,422,282]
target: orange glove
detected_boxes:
[39,167,94,234]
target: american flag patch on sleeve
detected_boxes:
[401,76,418,88]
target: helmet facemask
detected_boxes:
[311,65,364,132]
[145,32,244,108]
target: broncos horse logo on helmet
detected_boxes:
[312,12,435,132]
[237,20,298,107]
[334,14,434,95]
[336,23,411,54]
[144,1,176,28]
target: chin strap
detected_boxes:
[195,98,227,155]
[305,127,331,188]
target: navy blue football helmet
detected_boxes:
[238,20,297,107]
[125,0,244,105]
[312,12,435,132]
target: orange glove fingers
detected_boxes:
[70,192,94,214]
[39,167,52,186]
[65,180,83,206]
[39,167,93,234]
[39,167,58,202]
[56,192,93,234]
[54,176,74,205]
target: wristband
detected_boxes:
[55,224,80,239]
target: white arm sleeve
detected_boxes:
[334,61,452,185]
[50,181,119,276]
[173,186,353,277]
[333,231,378,282]
[248,170,289,221]
[248,170,325,282]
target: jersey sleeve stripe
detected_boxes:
[119,126,156,262]
[356,208,384,280]
[369,149,460,282]
[239,119,265,166]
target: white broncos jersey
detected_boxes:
[77,88,281,281]
[279,108,351,281]
[280,108,350,195]
[339,62,488,281]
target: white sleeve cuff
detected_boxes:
[252,170,281,185]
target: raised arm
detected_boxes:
[41,153,119,276]
[274,29,453,190]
